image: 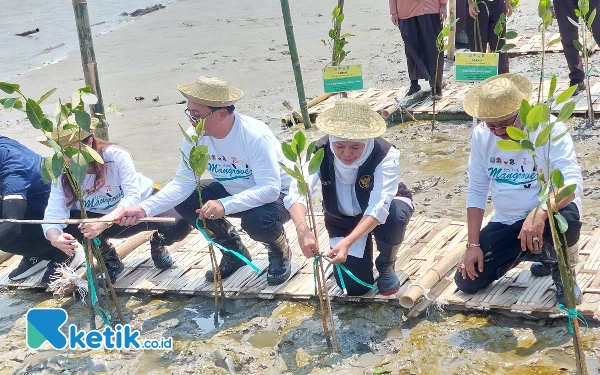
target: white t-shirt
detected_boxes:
[139,113,293,217]
[43,145,154,237]
[467,120,583,225]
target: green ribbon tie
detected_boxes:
[195,218,260,273]
[87,237,111,325]
[314,256,377,295]
[558,303,588,334]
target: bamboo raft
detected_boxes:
[1,216,600,321]
[284,77,600,124]
[506,31,597,57]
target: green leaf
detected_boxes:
[333,6,340,17]
[573,39,583,52]
[521,139,535,152]
[555,212,569,233]
[72,89,82,109]
[3,97,17,111]
[506,126,527,141]
[588,8,597,28]
[81,92,98,105]
[568,16,579,27]
[575,9,582,18]
[579,0,589,16]
[336,14,344,24]
[279,162,302,181]
[505,31,518,39]
[306,141,317,163]
[45,138,62,154]
[189,146,209,176]
[556,84,578,104]
[41,156,54,184]
[298,181,308,197]
[552,169,565,189]
[548,75,557,100]
[538,181,552,203]
[63,146,79,159]
[84,144,104,164]
[546,37,562,47]
[25,98,43,129]
[281,142,298,163]
[37,88,56,105]
[40,118,53,132]
[308,148,325,175]
[191,135,198,144]
[519,99,531,124]
[13,99,23,110]
[535,123,555,147]
[494,18,504,36]
[70,152,89,187]
[51,152,65,178]
[554,184,577,206]
[526,103,549,130]
[179,124,194,145]
[197,145,209,154]
[79,150,94,163]
[293,131,306,155]
[556,101,576,122]
[496,139,524,151]
[500,43,516,52]
[0,82,19,94]
[552,125,574,142]
[74,110,91,132]
[180,149,190,170]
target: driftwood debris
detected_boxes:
[121,4,166,17]
[15,28,39,37]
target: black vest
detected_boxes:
[316,136,393,238]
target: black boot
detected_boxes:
[98,238,124,283]
[375,240,401,296]
[407,80,421,96]
[264,231,292,285]
[151,220,193,269]
[204,219,251,282]
[552,264,583,306]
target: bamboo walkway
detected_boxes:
[1,216,600,321]
[506,31,597,57]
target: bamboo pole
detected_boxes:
[280,93,334,125]
[279,0,312,129]
[0,217,176,225]
[447,0,457,60]
[72,0,109,140]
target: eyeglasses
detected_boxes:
[184,108,215,124]
[485,115,518,132]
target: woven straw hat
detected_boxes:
[177,76,244,107]
[316,99,386,139]
[463,73,533,121]
[37,117,99,147]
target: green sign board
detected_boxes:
[455,52,499,82]
[323,65,363,93]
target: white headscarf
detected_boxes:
[329,135,374,185]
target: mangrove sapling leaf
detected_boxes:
[535,122,555,147]
[279,162,303,181]
[520,99,531,121]
[46,138,62,154]
[496,139,524,151]
[3,98,17,111]
[538,181,552,203]
[554,183,577,206]
[293,130,306,155]
[51,152,65,179]
[579,0,590,16]
[547,37,562,47]
[308,148,325,175]
[494,14,505,36]
[189,146,209,176]
[70,152,89,187]
[180,150,191,170]
[74,110,91,132]
[81,92,98,106]
[40,118,53,133]
[333,6,340,17]
[282,142,298,162]
[549,75,558,100]
[555,212,569,233]
[556,85,579,104]
[552,125,574,142]
[521,139,536,155]
[40,156,55,184]
[179,124,194,146]
[298,180,308,197]
[63,146,79,159]
[507,126,527,141]
[552,169,565,189]
[573,39,583,52]
[526,104,548,131]
[588,9,597,28]
[0,82,19,94]
[25,99,43,129]
[37,88,56,105]
[306,140,317,162]
[568,16,579,27]
[336,14,344,24]
[556,101,577,123]
[84,145,104,165]
[72,89,82,108]
[505,30,518,39]
[501,44,516,52]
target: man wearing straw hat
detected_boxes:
[116,77,294,285]
[285,99,414,296]
[0,137,82,284]
[458,73,584,305]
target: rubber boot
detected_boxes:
[375,240,401,296]
[98,237,124,283]
[264,231,292,285]
[552,264,583,306]
[531,243,579,277]
[205,219,251,282]
[150,220,192,269]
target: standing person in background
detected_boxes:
[467,0,512,74]
[390,0,447,98]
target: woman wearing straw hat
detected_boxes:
[0,136,83,286]
[285,99,414,296]
[116,76,295,286]
[458,73,583,305]
[40,118,191,283]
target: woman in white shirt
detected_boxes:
[284,99,414,296]
[40,119,191,283]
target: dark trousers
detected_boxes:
[398,14,444,90]
[455,203,581,294]
[465,0,509,74]
[554,0,600,84]
[0,205,58,259]
[332,199,413,296]
[174,179,291,244]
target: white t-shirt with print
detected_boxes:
[467,120,583,225]
[43,145,154,237]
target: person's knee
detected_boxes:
[454,271,488,294]
[345,284,372,296]
[241,211,282,243]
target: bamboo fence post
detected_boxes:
[279,0,312,129]
[447,0,457,60]
[72,0,109,140]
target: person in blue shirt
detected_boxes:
[0,137,81,286]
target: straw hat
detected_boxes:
[177,76,244,107]
[463,73,533,121]
[37,117,99,147]
[315,99,386,139]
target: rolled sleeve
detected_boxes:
[364,148,400,223]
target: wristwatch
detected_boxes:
[466,242,481,249]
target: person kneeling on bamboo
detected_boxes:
[41,118,191,283]
[457,73,583,306]
[285,99,414,296]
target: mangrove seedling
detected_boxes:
[322,5,353,67]
[537,0,561,103]
[433,18,459,131]
[493,13,518,53]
